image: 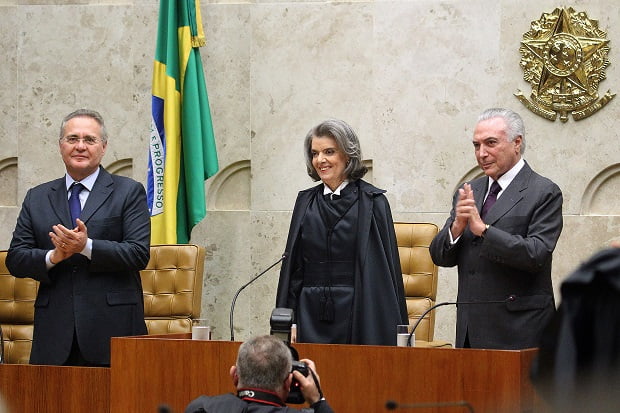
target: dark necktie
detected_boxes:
[481,181,501,219]
[69,182,84,225]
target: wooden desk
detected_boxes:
[110,333,237,413]
[110,334,548,413]
[0,363,109,412]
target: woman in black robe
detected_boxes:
[275,119,408,345]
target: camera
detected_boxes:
[288,360,310,404]
[270,308,308,404]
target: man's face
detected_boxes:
[59,116,107,181]
[472,117,521,181]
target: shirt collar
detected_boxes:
[323,180,349,196]
[490,158,524,195]
[65,168,100,192]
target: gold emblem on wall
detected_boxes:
[515,7,615,122]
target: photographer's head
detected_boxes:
[231,335,293,397]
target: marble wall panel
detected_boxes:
[553,215,620,298]
[201,3,251,170]
[16,0,120,5]
[126,3,158,182]
[0,160,18,207]
[207,160,251,211]
[192,210,253,341]
[195,210,290,341]
[0,7,17,162]
[17,4,150,195]
[0,207,19,249]
[244,211,291,339]
[249,2,375,212]
[583,164,620,215]
[373,0,504,213]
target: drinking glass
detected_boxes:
[396,324,414,347]
[192,319,211,340]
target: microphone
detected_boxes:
[385,400,475,412]
[229,253,287,341]
[406,295,516,346]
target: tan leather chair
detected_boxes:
[394,223,451,348]
[141,244,206,334]
[0,250,39,364]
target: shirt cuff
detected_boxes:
[45,250,55,269]
[80,238,93,260]
[449,229,460,245]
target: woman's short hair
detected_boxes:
[236,335,293,391]
[477,108,526,154]
[303,119,368,181]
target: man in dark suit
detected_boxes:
[430,108,563,350]
[6,109,150,366]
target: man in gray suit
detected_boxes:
[6,109,150,366]
[430,108,563,350]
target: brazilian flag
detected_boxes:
[147,0,219,244]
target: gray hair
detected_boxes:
[303,119,368,181]
[59,109,108,144]
[236,335,292,391]
[477,108,526,154]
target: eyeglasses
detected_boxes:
[61,136,101,145]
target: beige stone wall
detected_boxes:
[0,0,618,344]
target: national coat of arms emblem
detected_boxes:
[515,7,615,122]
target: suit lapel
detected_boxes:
[484,162,532,224]
[472,179,487,213]
[49,178,73,227]
[80,168,114,223]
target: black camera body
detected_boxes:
[288,360,309,404]
[291,360,309,377]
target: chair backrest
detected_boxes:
[0,250,39,364]
[141,244,206,334]
[394,222,439,342]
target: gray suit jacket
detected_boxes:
[6,167,150,365]
[430,161,563,349]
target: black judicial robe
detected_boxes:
[531,247,620,413]
[276,179,407,345]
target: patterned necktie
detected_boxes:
[69,182,84,225]
[481,181,501,219]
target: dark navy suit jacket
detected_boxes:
[6,167,150,365]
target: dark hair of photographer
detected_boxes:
[184,335,335,412]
